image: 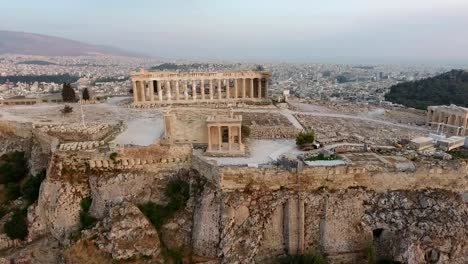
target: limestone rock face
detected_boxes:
[0,237,61,264]
[84,202,163,262]
[29,177,90,242]
[363,190,468,264]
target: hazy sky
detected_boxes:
[2,0,468,64]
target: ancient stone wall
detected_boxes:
[215,189,466,264]
[192,153,220,186]
[249,126,301,139]
[219,163,468,192]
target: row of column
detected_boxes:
[427,110,468,136]
[207,125,242,152]
[427,111,468,128]
[133,78,268,103]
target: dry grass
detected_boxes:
[64,240,113,264]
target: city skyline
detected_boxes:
[1,0,468,65]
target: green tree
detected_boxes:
[61,82,76,102]
[296,131,315,146]
[82,88,90,101]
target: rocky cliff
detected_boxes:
[0,123,466,263]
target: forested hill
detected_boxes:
[384,70,468,109]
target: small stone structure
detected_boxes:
[131,69,271,106]
[205,112,245,156]
[426,105,468,136]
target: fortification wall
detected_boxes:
[192,153,220,186]
[218,163,468,192]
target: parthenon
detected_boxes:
[426,104,468,136]
[131,69,271,105]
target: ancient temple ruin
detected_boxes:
[131,69,271,105]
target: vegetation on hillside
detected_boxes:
[279,253,327,264]
[22,170,47,204]
[0,151,28,184]
[384,70,468,109]
[3,209,28,240]
[79,197,97,231]
[139,179,190,230]
[0,74,79,85]
[139,178,192,264]
[0,151,46,240]
[17,60,57,65]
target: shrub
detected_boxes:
[305,153,341,161]
[5,183,21,201]
[0,206,7,219]
[109,152,118,162]
[365,241,377,264]
[296,131,315,146]
[60,105,73,114]
[163,248,183,264]
[139,179,190,230]
[0,151,28,184]
[22,170,46,204]
[4,209,28,240]
[79,197,96,230]
[279,253,327,264]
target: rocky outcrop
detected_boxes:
[363,190,467,264]
[83,202,163,262]
[28,176,90,242]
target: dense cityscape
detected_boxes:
[0,54,453,106]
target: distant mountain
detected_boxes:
[385,70,468,110]
[0,30,142,57]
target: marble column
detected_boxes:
[218,126,222,151]
[175,80,180,101]
[228,126,232,151]
[166,81,171,101]
[250,78,254,98]
[157,81,163,101]
[141,80,146,102]
[193,80,197,100]
[201,80,205,100]
[234,79,238,99]
[218,79,222,99]
[226,79,230,99]
[265,77,269,98]
[258,78,262,98]
[209,79,214,100]
[132,81,138,103]
[184,81,189,100]
[149,80,155,102]
[242,78,246,98]
[207,126,212,151]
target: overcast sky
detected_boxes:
[1,0,468,64]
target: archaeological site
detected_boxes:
[0,69,467,264]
